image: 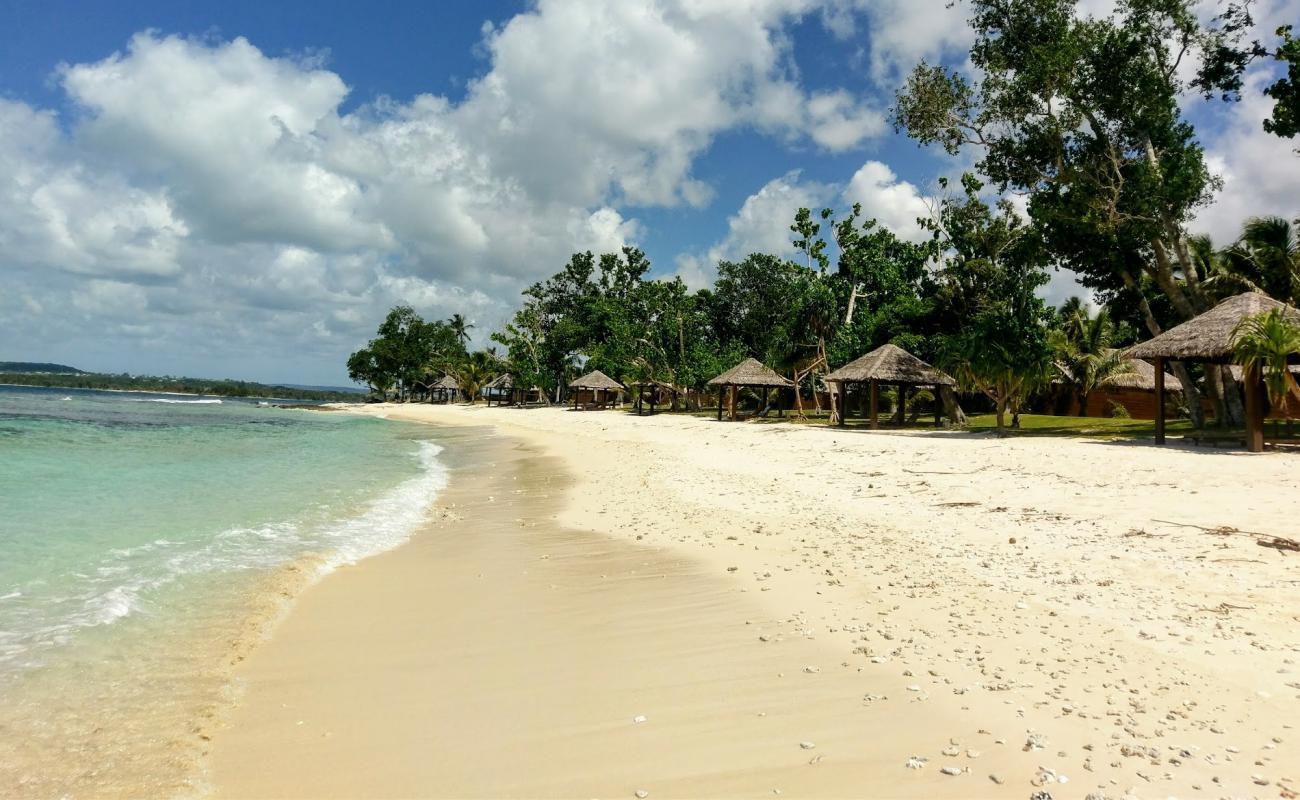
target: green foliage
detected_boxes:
[1231,308,1300,408]
[1049,302,1136,416]
[347,305,468,399]
[1213,216,1300,305]
[926,177,1054,431]
[1264,25,1300,142]
[1109,400,1132,418]
[892,0,1260,330]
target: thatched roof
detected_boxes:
[1228,363,1300,382]
[433,374,459,390]
[1103,354,1182,391]
[568,369,624,390]
[824,343,955,386]
[707,357,794,388]
[1126,292,1300,362]
[485,373,514,390]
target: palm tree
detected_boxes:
[1232,308,1300,409]
[448,314,475,346]
[1050,306,1135,416]
[1211,217,1300,305]
[456,350,498,403]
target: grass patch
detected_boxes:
[963,413,1196,438]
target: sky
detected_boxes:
[1,0,1298,386]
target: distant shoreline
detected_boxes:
[0,380,358,403]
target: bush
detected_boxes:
[1108,400,1131,418]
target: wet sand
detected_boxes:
[210,406,1300,798]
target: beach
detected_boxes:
[205,403,1300,798]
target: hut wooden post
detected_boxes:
[838,383,847,427]
[650,390,656,416]
[728,385,738,420]
[717,387,723,420]
[762,387,769,414]
[869,380,879,429]
[1244,362,1264,452]
[778,388,785,418]
[934,385,942,427]
[1153,358,1166,445]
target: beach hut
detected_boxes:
[1046,352,1183,419]
[1126,291,1300,451]
[483,373,514,407]
[631,378,681,415]
[431,374,460,404]
[568,369,624,410]
[707,358,795,421]
[823,344,955,428]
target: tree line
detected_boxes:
[347,0,1300,433]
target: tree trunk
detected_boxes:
[995,395,1008,434]
[1215,365,1246,427]
[939,386,967,426]
[1078,390,1090,417]
[1119,267,1208,429]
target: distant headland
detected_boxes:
[0,362,362,401]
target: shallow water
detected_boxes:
[0,386,447,797]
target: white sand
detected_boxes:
[213,404,1300,798]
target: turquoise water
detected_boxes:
[0,385,447,796]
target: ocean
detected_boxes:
[0,385,448,797]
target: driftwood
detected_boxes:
[1154,519,1300,555]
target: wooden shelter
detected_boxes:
[823,343,955,428]
[632,378,681,415]
[1126,291,1300,451]
[483,373,514,406]
[431,374,460,404]
[1046,352,1182,419]
[706,357,794,421]
[568,369,624,410]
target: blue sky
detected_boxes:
[1,0,1296,385]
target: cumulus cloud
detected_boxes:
[674,159,933,286]
[0,1,899,382]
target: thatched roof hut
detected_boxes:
[824,343,955,387]
[1126,292,1299,362]
[1125,291,1300,451]
[1102,356,1180,391]
[821,343,954,428]
[568,369,624,390]
[707,358,794,388]
[707,358,792,421]
[433,374,460,390]
[485,373,514,390]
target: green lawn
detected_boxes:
[962,413,1197,438]
[628,406,1206,439]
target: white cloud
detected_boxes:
[675,159,933,285]
[1192,70,1300,245]
[1,2,902,382]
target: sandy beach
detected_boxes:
[209,405,1300,799]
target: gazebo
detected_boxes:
[568,369,624,410]
[1126,291,1300,451]
[431,374,460,404]
[483,373,514,407]
[707,357,795,421]
[631,378,682,415]
[823,343,955,428]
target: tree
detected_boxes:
[1215,216,1300,305]
[1264,25,1300,145]
[892,0,1260,427]
[1232,308,1300,408]
[448,313,475,346]
[925,176,1054,433]
[1050,305,1135,416]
